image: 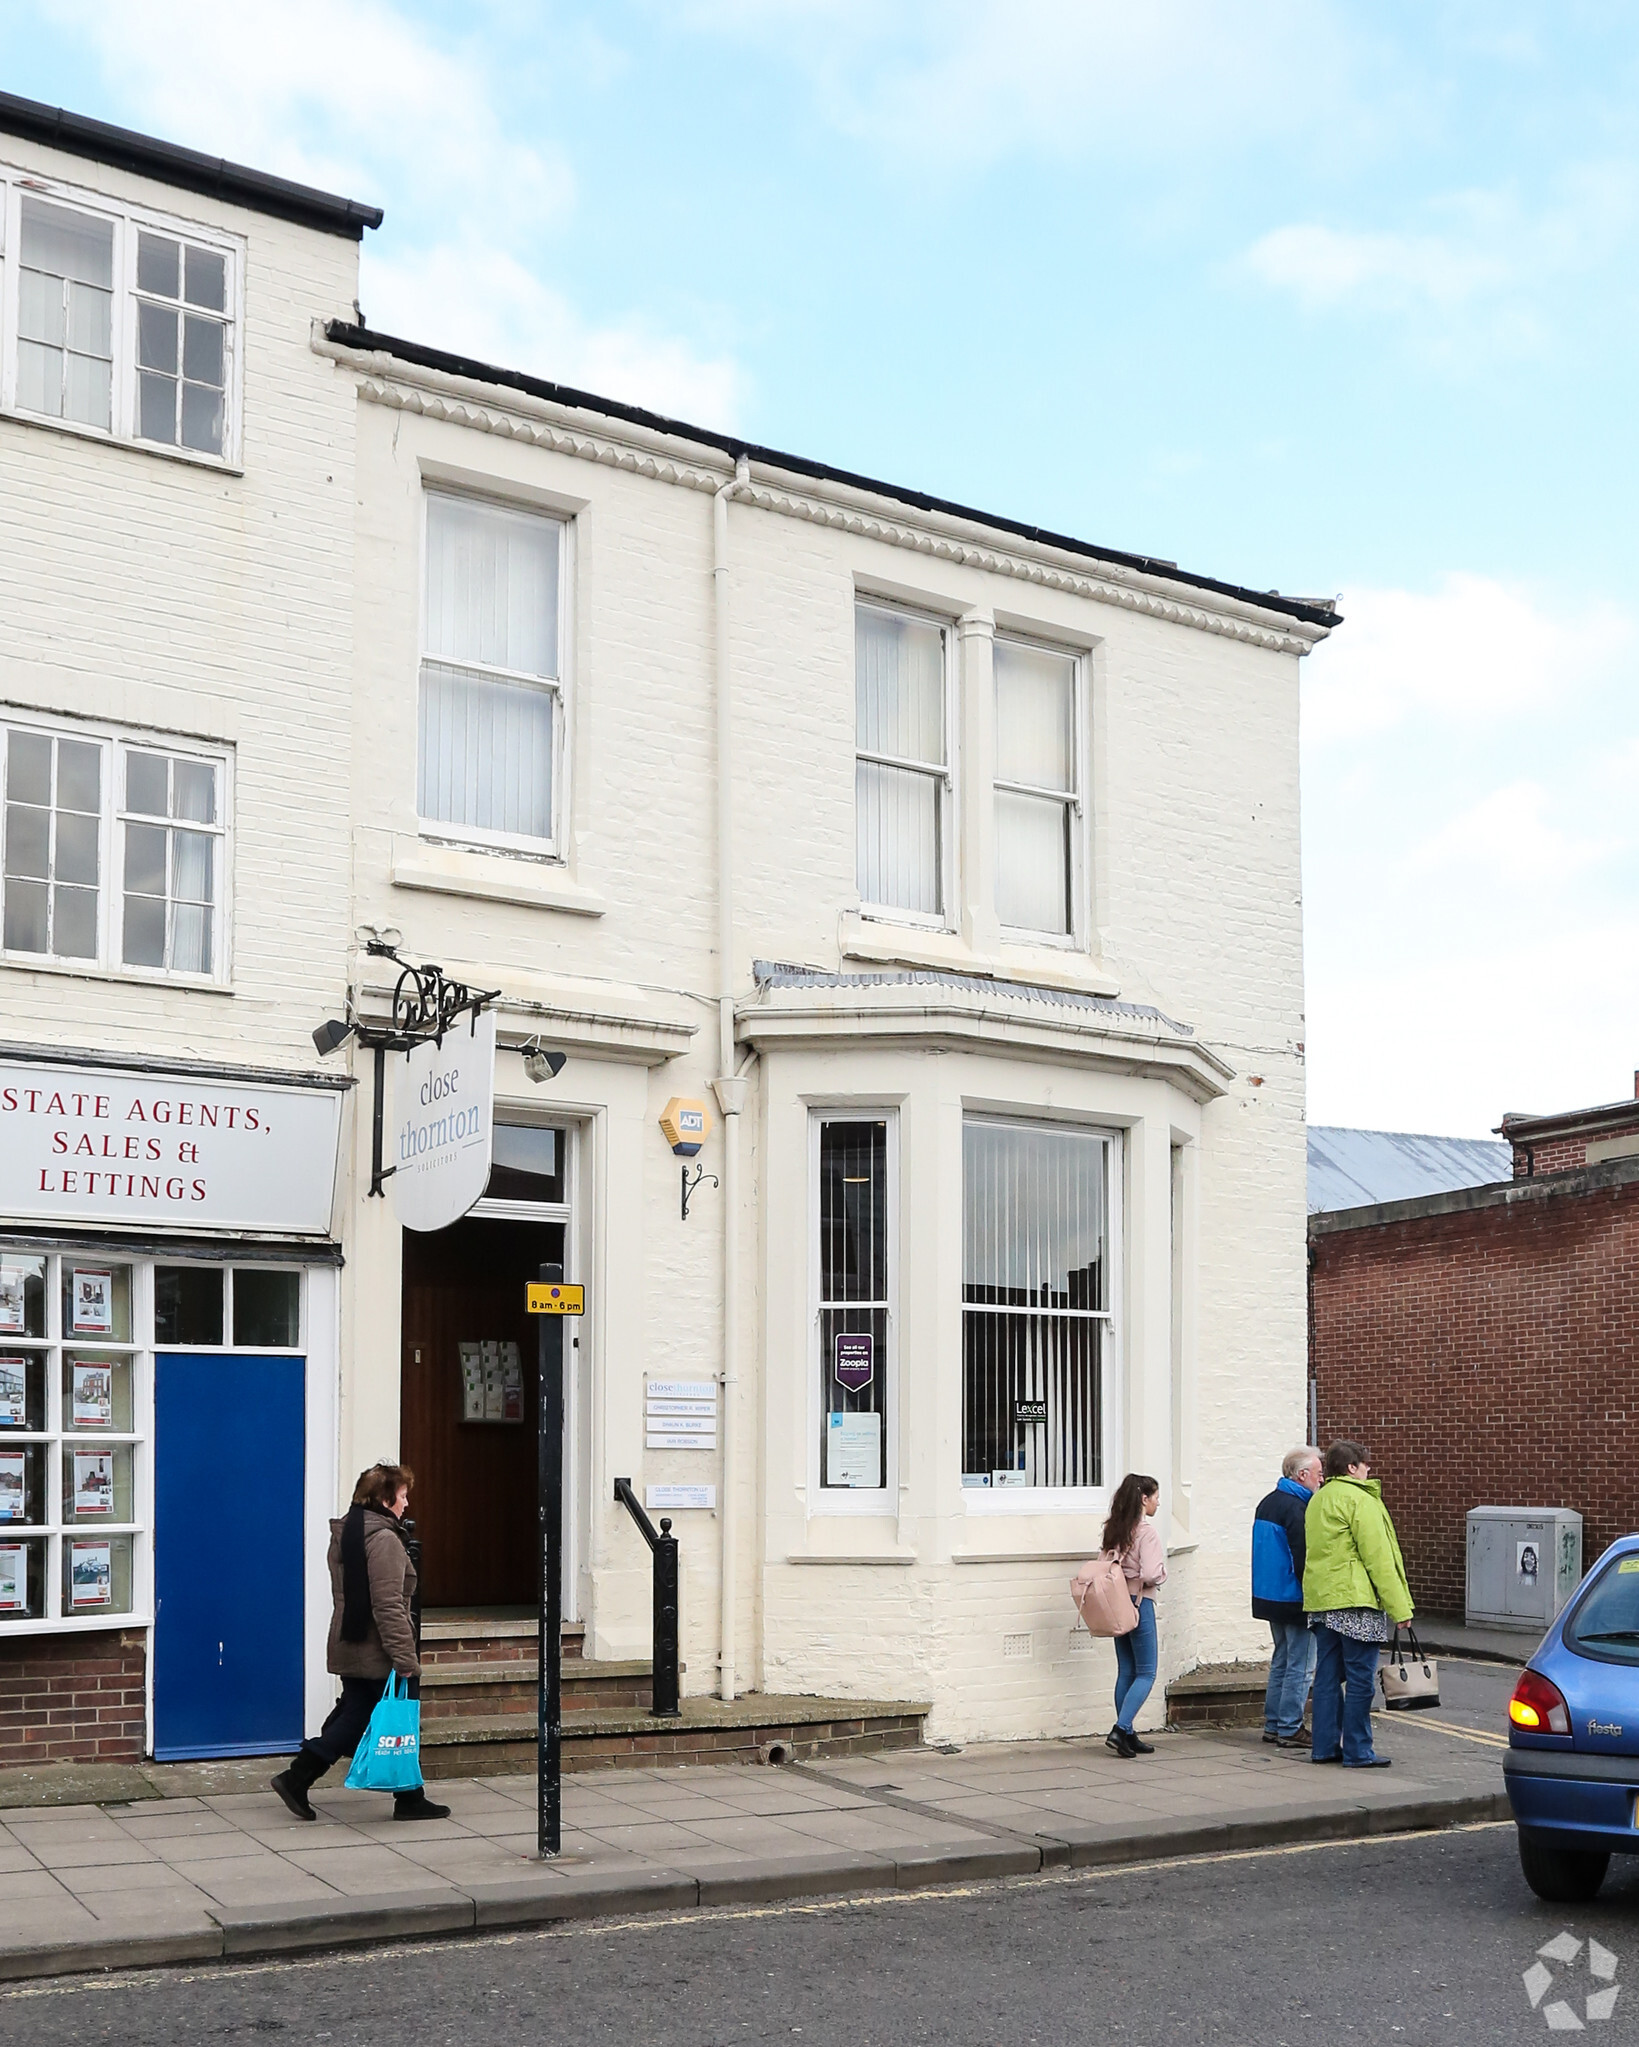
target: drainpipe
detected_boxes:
[712,458,751,1701]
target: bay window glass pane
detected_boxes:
[126,753,169,816]
[995,641,1075,791]
[181,381,224,455]
[137,232,181,299]
[174,760,217,824]
[3,880,47,953]
[857,760,940,916]
[18,269,64,347]
[172,830,212,904]
[183,315,224,384]
[65,354,112,432]
[5,804,48,878]
[124,821,167,896]
[418,662,554,840]
[54,811,100,885]
[138,302,178,374]
[963,1122,1106,1489]
[185,245,227,312]
[139,373,177,444]
[818,1120,889,1490]
[6,733,51,807]
[996,790,1071,935]
[425,495,559,679]
[56,740,101,815]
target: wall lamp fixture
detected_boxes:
[522,1037,568,1085]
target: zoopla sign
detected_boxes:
[391,1010,496,1233]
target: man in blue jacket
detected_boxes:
[1252,1447,1323,1748]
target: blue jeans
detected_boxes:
[1310,1625,1380,1764]
[1264,1617,1316,1738]
[1114,1598,1158,1732]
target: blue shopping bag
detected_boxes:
[344,1674,422,1792]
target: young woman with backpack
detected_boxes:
[1100,1472,1166,1757]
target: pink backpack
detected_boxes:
[1071,1551,1139,1637]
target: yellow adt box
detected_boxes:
[526,1282,585,1316]
[659,1096,712,1157]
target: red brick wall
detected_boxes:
[1512,1134,1591,1177]
[1310,1180,1639,1617]
[0,1630,146,1767]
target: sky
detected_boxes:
[2,0,1635,1136]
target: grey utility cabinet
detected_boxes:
[1466,1507,1583,1630]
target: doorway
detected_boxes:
[399,1121,575,1611]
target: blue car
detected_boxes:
[1506,1533,1639,1901]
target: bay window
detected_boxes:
[962,1118,1113,1493]
[855,602,949,922]
[419,492,565,853]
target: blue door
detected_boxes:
[154,1352,306,1759]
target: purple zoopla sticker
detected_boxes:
[834,1332,874,1392]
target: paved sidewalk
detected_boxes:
[0,1712,1508,1982]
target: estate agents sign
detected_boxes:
[391,1011,496,1233]
[0,1057,344,1235]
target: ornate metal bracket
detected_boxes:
[680,1163,719,1221]
[353,940,501,1199]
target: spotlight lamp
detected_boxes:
[522,1038,567,1085]
[312,1017,355,1058]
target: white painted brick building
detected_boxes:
[0,95,1336,1764]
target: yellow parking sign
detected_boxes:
[526,1282,585,1316]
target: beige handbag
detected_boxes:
[1378,1626,1440,1711]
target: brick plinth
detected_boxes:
[0,1631,147,1766]
[1311,1176,1639,1617]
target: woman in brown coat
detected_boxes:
[271,1463,449,1823]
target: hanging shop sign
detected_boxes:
[0,1057,344,1235]
[391,1011,496,1234]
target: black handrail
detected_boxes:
[613,1478,681,1717]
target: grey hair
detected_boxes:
[1282,1446,1322,1479]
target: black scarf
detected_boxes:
[339,1504,406,1643]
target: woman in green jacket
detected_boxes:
[1301,1440,1413,1768]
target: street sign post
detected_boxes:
[528,1265,584,1857]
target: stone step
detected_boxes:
[420,1617,585,1668]
[419,1694,930,1777]
[419,1658,660,1721]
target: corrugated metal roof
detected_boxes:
[1308,1126,1511,1216]
[750,961,1195,1036]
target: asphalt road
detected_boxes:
[5,1813,1638,2047]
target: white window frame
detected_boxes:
[417,489,571,861]
[960,1115,1122,1514]
[807,1106,899,1512]
[854,598,956,930]
[0,163,245,468]
[0,710,234,986]
[993,634,1086,948]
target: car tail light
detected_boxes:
[1510,1669,1571,1736]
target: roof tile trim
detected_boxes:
[750,960,1195,1037]
[0,92,383,238]
[322,322,1340,642]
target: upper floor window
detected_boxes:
[419,493,565,855]
[0,718,230,983]
[994,638,1081,939]
[855,602,949,924]
[1,173,240,463]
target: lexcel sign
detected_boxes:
[0,1059,345,1234]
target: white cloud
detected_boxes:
[686,0,1378,173]
[1240,162,1639,342]
[364,244,742,423]
[35,0,741,416]
[1303,572,1635,746]
[1405,781,1623,887]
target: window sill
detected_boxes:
[392,838,607,916]
[785,1550,916,1566]
[0,1611,148,1636]
[0,405,242,475]
[839,914,1119,998]
[0,953,233,995]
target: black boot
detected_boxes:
[392,1786,451,1822]
[271,1747,324,1822]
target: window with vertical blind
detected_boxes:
[962,1119,1112,1493]
[419,493,565,852]
[814,1115,893,1495]
[855,603,949,922]
[994,637,1079,938]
